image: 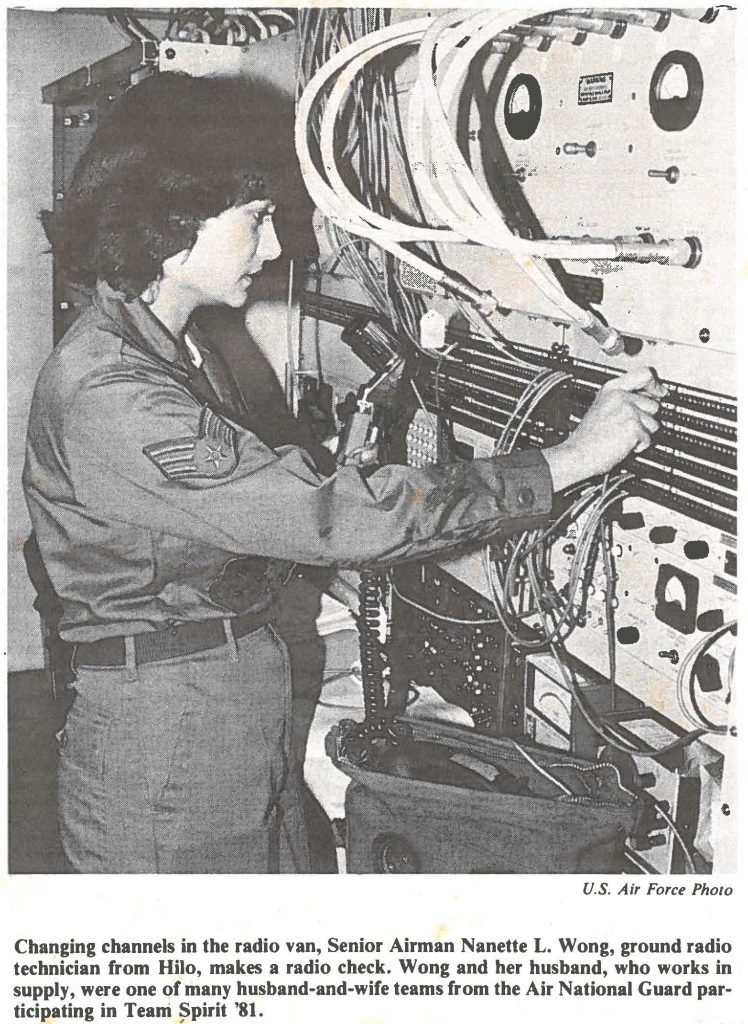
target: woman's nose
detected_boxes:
[256,219,282,265]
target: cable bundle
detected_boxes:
[676,622,735,734]
[166,8,295,45]
[297,10,428,345]
[295,9,710,355]
[296,11,729,865]
[294,11,632,352]
[484,472,630,649]
[479,368,720,766]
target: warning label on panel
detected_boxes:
[578,72,614,105]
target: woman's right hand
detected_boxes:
[542,366,668,492]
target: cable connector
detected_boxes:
[613,235,703,268]
[440,271,498,315]
[581,312,625,356]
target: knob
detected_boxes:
[697,609,725,632]
[695,653,722,693]
[649,526,677,544]
[617,626,640,645]
[684,540,709,560]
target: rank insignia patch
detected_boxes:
[143,405,239,480]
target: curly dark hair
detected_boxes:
[42,72,312,297]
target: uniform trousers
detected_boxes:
[57,622,310,873]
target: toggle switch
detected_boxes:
[648,165,680,184]
[563,140,597,157]
[658,649,680,664]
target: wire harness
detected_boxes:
[295,9,705,355]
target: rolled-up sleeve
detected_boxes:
[64,370,553,568]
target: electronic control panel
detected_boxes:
[387,7,735,391]
[294,7,736,873]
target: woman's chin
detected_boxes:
[224,283,253,307]
[230,276,254,305]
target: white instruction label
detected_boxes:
[578,72,614,105]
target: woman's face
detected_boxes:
[163,199,282,308]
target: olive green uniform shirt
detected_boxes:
[23,282,553,642]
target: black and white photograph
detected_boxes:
[4,6,745,1024]
[5,4,739,885]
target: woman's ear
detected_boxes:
[143,241,197,302]
[159,245,194,280]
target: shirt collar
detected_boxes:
[183,332,204,368]
[92,279,189,369]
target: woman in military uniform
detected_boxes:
[24,72,665,873]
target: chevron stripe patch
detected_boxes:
[144,405,238,481]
